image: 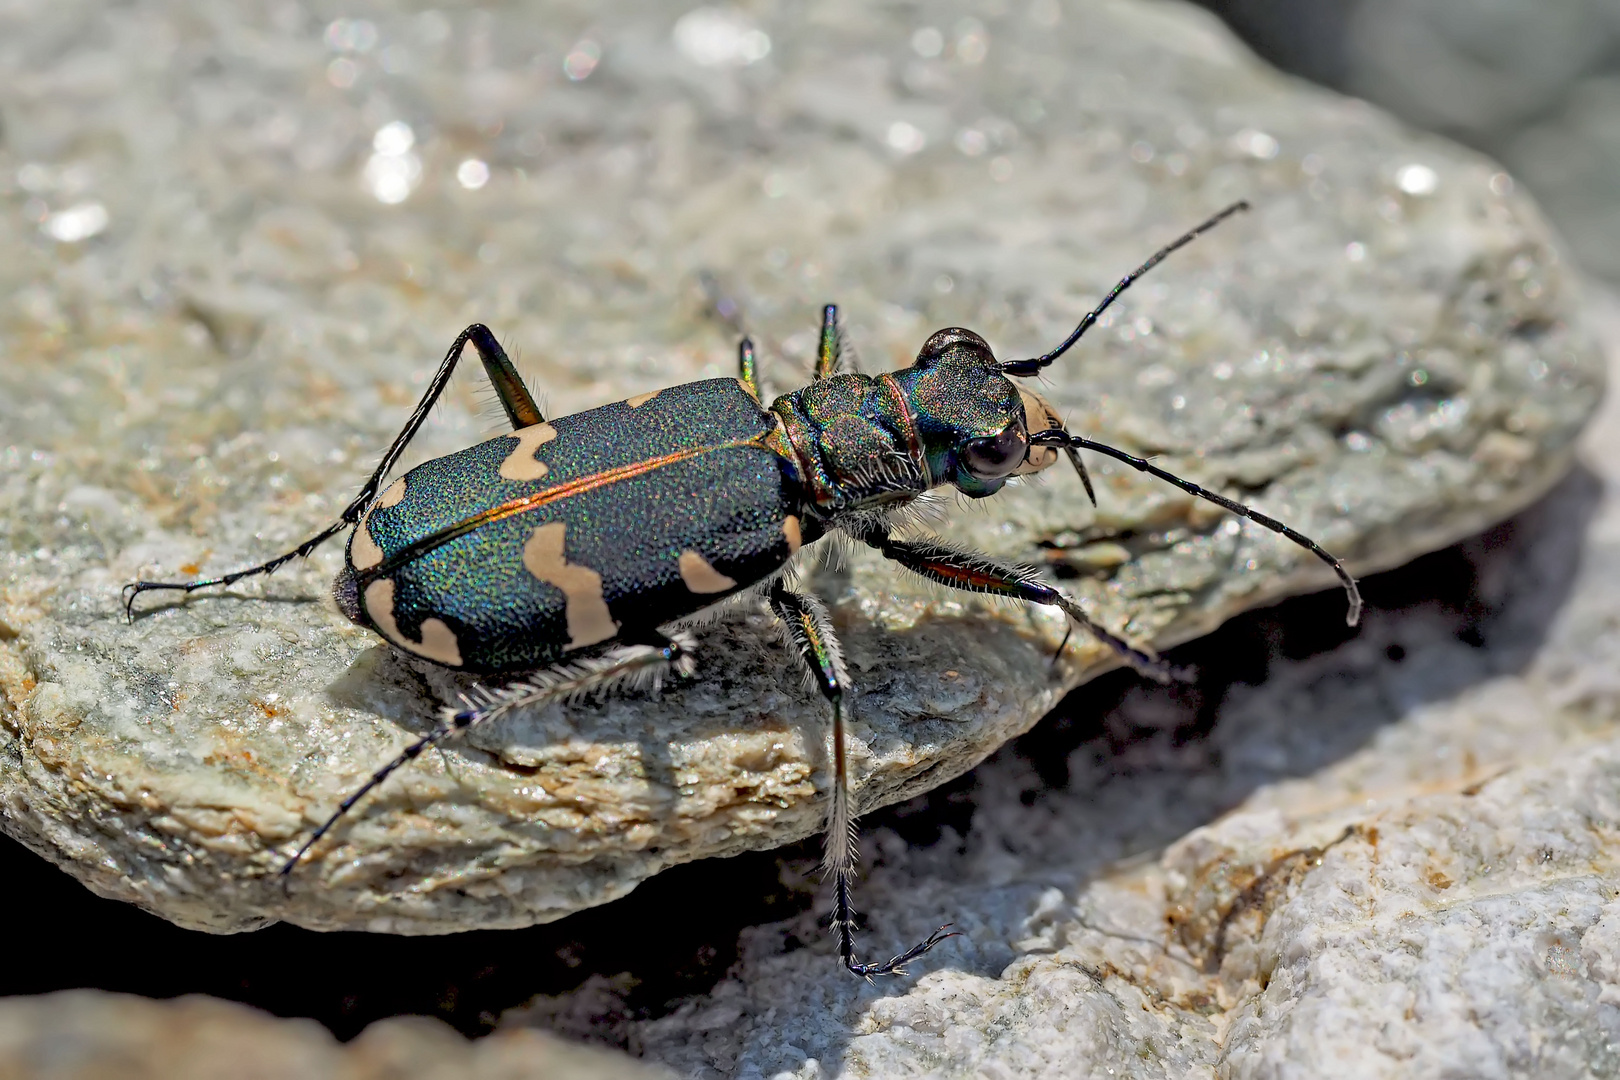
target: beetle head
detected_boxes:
[900,328,1064,498]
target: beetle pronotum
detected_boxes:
[126,201,1360,978]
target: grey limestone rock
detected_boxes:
[0,0,1602,940]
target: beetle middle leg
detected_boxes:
[737,338,762,398]
[731,303,842,395]
[123,324,540,618]
[280,631,694,876]
[767,582,958,977]
[814,304,841,380]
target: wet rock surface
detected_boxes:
[0,0,1602,944]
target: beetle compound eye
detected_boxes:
[959,424,1028,480]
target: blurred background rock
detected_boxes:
[1197,0,1620,281]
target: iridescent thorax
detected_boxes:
[769,328,1064,512]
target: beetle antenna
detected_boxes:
[1030,428,1362,626]
[1001,201,1250,378]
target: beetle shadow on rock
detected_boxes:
[1008,461,1601,823]
[321,609,817,800]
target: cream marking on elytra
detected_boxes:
[351,520,385,570]
[783,515,803,554]
[678,550,737,594]
[376,477,408,507]
[349,478,407,571]
[625,390,660,408]
[499,422,559,481]
[522,522,619,647]
[363,577,464,666]
[734,376,760,400]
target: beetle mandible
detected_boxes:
[125,201,1362,978]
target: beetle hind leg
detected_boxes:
[767,582,958,978]
[124,324,542,620]
[462,322,543,431]
[279,632,694,878]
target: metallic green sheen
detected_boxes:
[340,330,1032,672]
[769,329,1029,508]
[344,379,803,672]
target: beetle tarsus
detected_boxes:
[121,526,343,621]
[831,843,959,978]
[842,919,960,979]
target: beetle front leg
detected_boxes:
[852,528,1184,684]
[767,582,957,978]
[124,324,541,618]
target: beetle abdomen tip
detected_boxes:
[332,563,364,625]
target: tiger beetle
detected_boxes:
[124,201,1361,979]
